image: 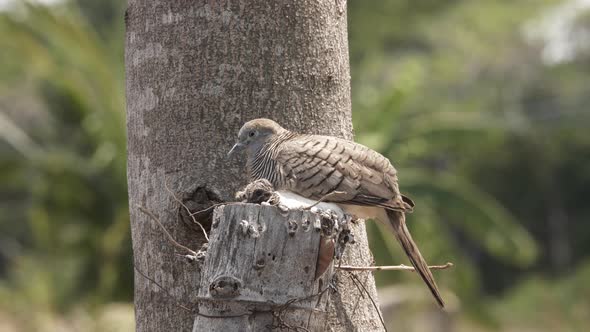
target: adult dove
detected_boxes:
[228,118,445,308]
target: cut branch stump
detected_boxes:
[193,203,341,331]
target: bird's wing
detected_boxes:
[276,134,411,212]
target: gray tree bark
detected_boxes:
[125,1,384,331]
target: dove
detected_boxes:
[228,118,444,308]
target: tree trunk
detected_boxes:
[125,1,384,331]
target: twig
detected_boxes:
[350,270,367,316]
[133,264,194,313]
[337,262,454,272]
[136,261,264,319]
[138,206,199,257]
[164,180,210,242]
[303,191,347,210]
[278,285,330,312]
[269,286,331,332]
[189,202,226,217]
[135,263,263,318]
[197,311,255,319]
[348,272,387,332]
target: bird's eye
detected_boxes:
[249,131,256,137]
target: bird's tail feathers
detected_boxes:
[386,209,445,308]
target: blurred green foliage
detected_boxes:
[1,0,589,331]
[0,0,130,327]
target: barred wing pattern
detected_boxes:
[275,134,410,212]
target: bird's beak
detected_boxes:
[227,142,245,158]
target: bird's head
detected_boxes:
[227,118,286,157]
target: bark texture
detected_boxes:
[125,0,383,331]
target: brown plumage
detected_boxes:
[229,118,445,308]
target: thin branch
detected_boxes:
[138,206,199,257]
[197,311,255,319]
[338,262,454,272]
[164,180,210,242]
[348,272,387,332]
[270,286,331,332]
[302,191,347,210]
[189,202,226,217]
[134,264,194,313]
[349,270,366,316]
[136,262,267,319]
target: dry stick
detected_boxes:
[302,191,347,210]
[164,180,210,242]
[270,286,331,332]
[337,262,454,272]
[135,263,256,319]
[305,279,332,330]
[197,311,255,319]
[334,240,362,317]
[271,314,310,332]
[349,270,365,317]
[189,202,226,217]
[138,206,199,257]
[341,233,364,317]
[133,264,194,313]
[348,272,387,332]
